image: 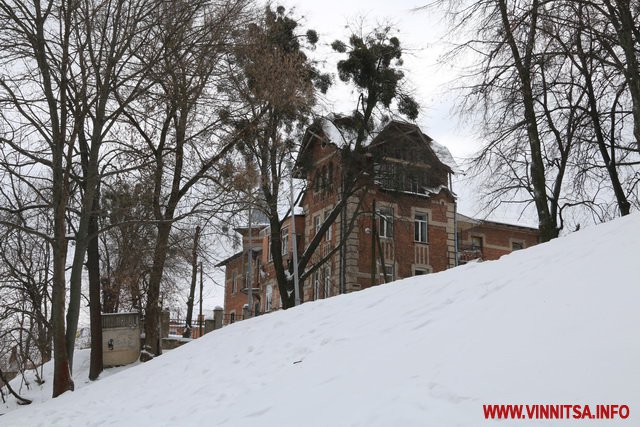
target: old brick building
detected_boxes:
[456,213,538,264]
[218,119,540,322]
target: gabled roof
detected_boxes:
[296,116,460,175]
[365,120,461,174]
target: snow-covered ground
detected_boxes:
[2,214,639,426]
[1,349,137,415]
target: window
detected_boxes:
[323,266,331,298]
[376,163,396,189]
[471,236,483,251]
[378,207,393,238]
[324,210,332,241]
[380,264,394,281]
[268,235,272,261]
[414,268,428,276]
[265,284,273,312]
[313,271,320,300]
[414,213,428,243]
[512,241,524,251]
[314,215,321,236]
[230,312,235,324]
[232,271,238,294]
[408,174,420,193]
[281,227,289,255]
[327,162,333,190]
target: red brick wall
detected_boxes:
[353,189,456,288]
[458,219,539,262]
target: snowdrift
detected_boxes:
[3,214,639,426]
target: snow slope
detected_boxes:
[3,214,639,426]
[1,349,136,415]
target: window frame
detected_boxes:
[471,235,483,251]
[324,210,332,241]
[323,265,331,298]
[281,227,289,255]
[414,212,428,243]
[232,271,238,294]
[378,207,393,239]
[265,284,273,312]
[313,271,320,300]
[314,214,321,236]
[379,263,394,281]
[413,267,429,276]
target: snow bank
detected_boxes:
[1,349,136,416]
[3,214,639,426]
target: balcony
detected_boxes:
[458,245,483,264]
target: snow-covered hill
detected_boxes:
[3,214,639,426]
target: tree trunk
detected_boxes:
[497,0,558,241]
[183,225,201,338]
[608,0,640,152]
[574,15,631,216]
[51,171,74,397]
[88,192,103,381]
[142,222,173,358]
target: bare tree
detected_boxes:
[121,0,251,358]
[430,0,639,235]
[224,5,330,309]
[0,0,81,396]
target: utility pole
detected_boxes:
[371,199,377,286]
[198,262,203,337]
[183,225,201,338]
[290,161,301,306]
[247,205,253,318]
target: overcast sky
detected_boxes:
[292,0,503,218]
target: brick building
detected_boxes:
[218,119,540,322]
[456,213,539,264]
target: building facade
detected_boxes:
[218,119,540,322]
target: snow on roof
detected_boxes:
[321,118,357,148]
[430,139,462,173]
[320,116,382,148]
[4,213,638,425]
[322,117,461,174]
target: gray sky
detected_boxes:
[294,0,504,219]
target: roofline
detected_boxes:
[456,212,539,232]
[367,120,454,174]
[215,251,243,267]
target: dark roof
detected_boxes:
[295,117,459,175]
[215,251,243,267]
[457,213,539,233]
